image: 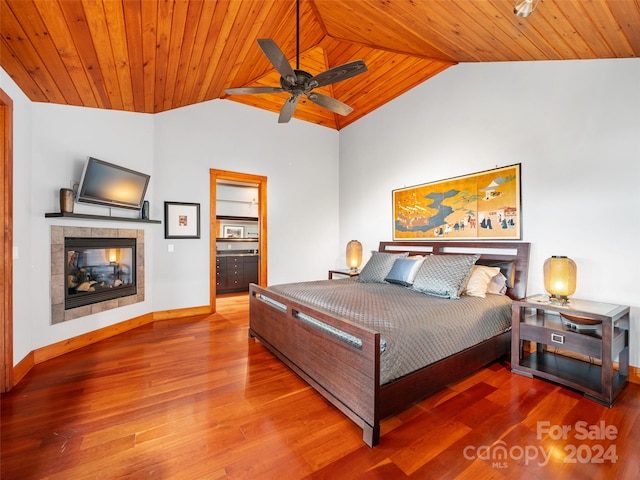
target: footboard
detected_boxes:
[248,283,382,446]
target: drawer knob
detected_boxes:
[551,333,565,344]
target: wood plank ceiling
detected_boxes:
[1,0,639,130]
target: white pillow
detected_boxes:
[462,265,501,298]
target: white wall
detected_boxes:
[27,103,156,356]
[339,58,640,366]
[3,62,340,365]
[1,68,34,365]
[5,57,639,370]
[2,65,160,362]
[151,100,340,311]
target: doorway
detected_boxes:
[1,88,14,392]
[209,169,267,312]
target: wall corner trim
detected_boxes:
[152,305,212,321]
[14,310,639,390]
[33,313,155,365]
[9,306,214,390]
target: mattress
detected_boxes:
[267,278,512,385]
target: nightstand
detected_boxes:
[511,295,629,406]
[328,269,359,280]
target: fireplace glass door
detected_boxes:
[65,237,137,310]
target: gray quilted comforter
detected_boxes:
[268,278,512,385]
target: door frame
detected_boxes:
[1,88,14,392]
[209,169,267,311]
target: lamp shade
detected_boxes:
[543,256,576,304]
[346,240,363,271]
[105,248,120,264]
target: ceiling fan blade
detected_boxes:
[309,60,367,89]
[278,96,299,123]
[257,38,297,86]
[225,86,284,95]
[306,92,353,116]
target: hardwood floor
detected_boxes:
[2,293,639,479]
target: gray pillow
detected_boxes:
[411,254,480,299]
[357,251,409,283]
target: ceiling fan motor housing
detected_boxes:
[280,70,315,95]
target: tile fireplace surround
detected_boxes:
[51,226,145,324]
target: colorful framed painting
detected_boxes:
[392,164,521,240]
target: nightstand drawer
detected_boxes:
[520,323,602,358]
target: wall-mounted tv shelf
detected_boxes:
[45,212,161,224]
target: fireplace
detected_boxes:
[51,226,145,324]
[65,237,137,310]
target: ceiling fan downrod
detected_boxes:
[296,0,300,70]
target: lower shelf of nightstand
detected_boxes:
[513,351,627,406]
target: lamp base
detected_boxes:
[548,295,570,306]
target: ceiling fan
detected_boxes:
[224,0,367,124]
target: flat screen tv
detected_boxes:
[77,157,150,211]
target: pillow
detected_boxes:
[357,251,409,283]
[384,257,425,286]
[462,265,501,298]
[487,272,508,295]
[411,254,480,299]
[476,259,516,288]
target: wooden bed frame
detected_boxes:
[248,241,530,446]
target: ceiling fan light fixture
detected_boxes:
[225,0,367,124]
[514,0,539,17]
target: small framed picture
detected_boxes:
[164,202,200,239]
[222,225,244,238]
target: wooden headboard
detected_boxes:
[378,241,531,300]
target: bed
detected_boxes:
[248,241,530,446]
